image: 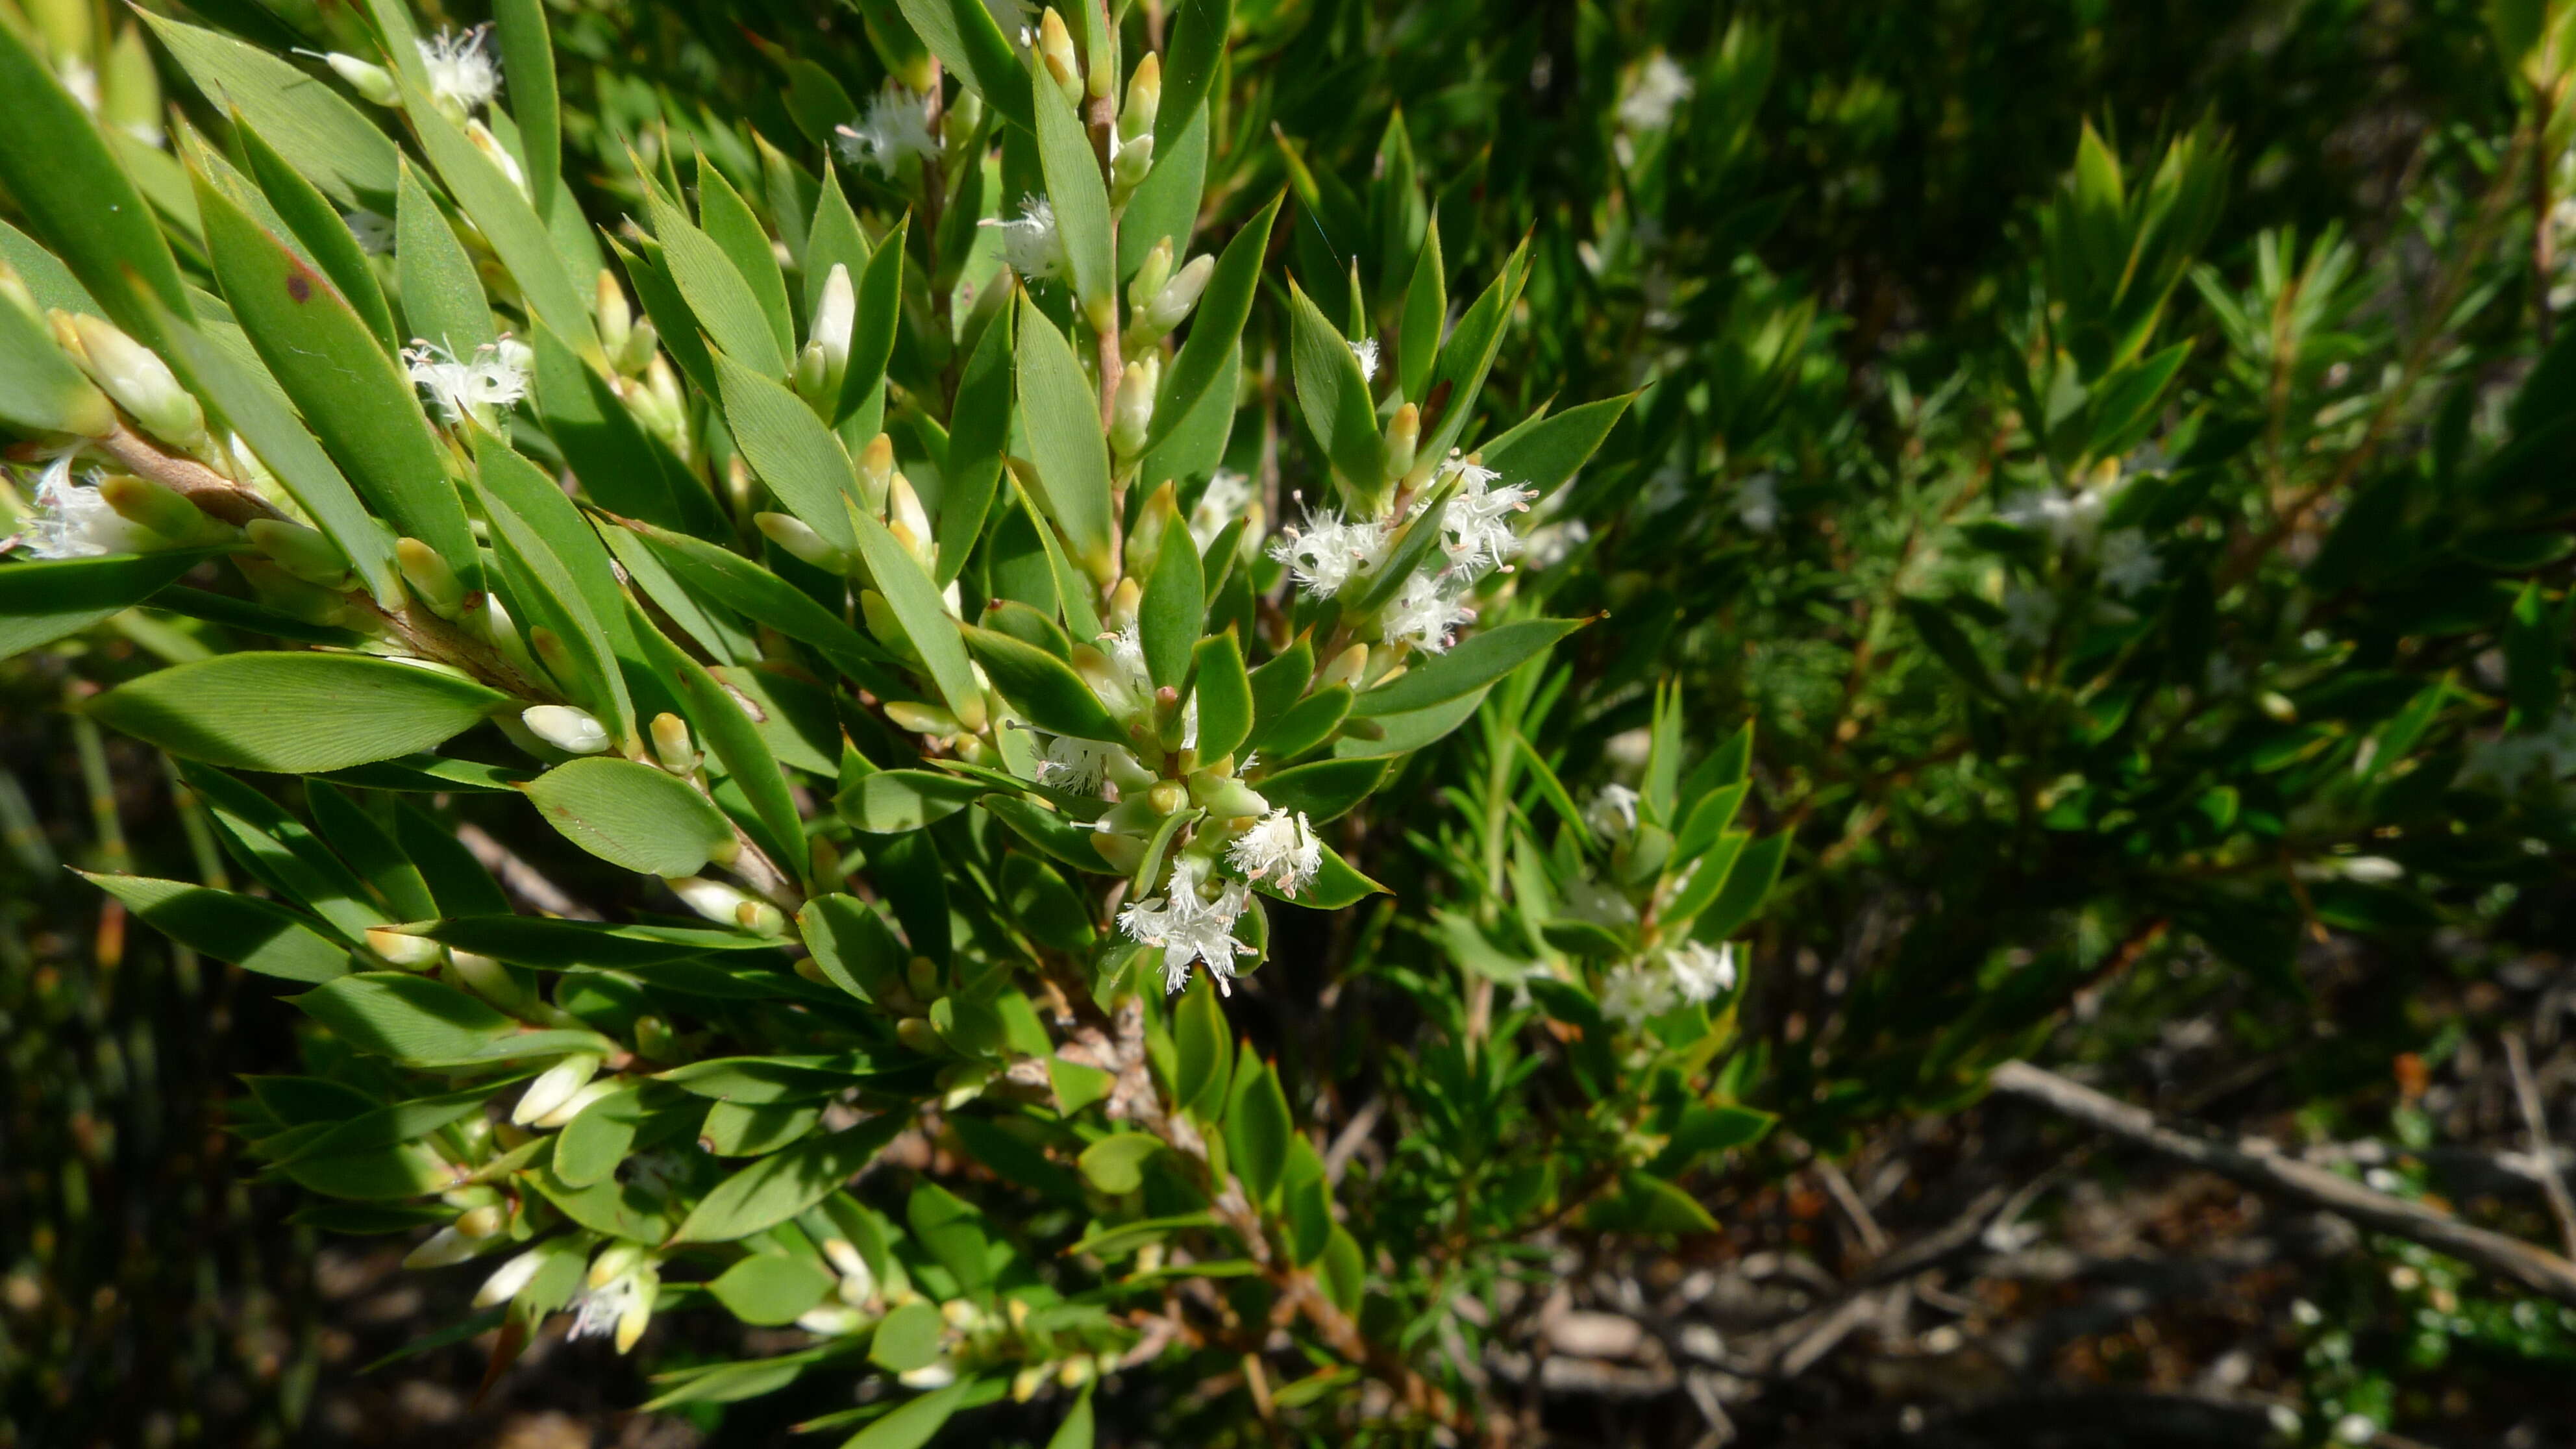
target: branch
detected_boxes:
[2503,1030,2576,1261]
[1990,1059,2576,1309]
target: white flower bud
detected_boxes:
[245,519,353,588]
[665,876,757,926]
[512,1053,603,1126]
[898,1361,959,1390]
[1121,53,1162,142]
[473,1246,549,1307]
[797,1303,873,1335]
[395,538,466,617]
[324,52,399,107]
[65,314,204,448]
[522,705,611,755]
[533,1076,621,1130]
[1139,254,1213,337]
[364,926,446,969]
[812,264,855,375]
[1037,10,1082,104]
[403,1226,482,1269]
[888,474,934,567]
[1109,357,1158,458]
[649,713,697,775]
[755,511,848,572]
[99,477,221,546]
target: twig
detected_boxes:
[457,823,601,920]
[93,425,284,527]
[1322,1095,1383,1186]
[1990,1059,2576,1309]
[2503,1030,2576,1261]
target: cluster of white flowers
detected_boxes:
[2000,475,2164,597]
[1601,940,1737,1029]
[1383,571,1478,652]
[2096,526,2161,595]
[2001,585,2058,648]
[1436,460,1538,580]
[1263,456,1538,653]
[1269,503,1392,598]
[1226,808,1322,897]
[2001,484,2107,549]
[419,26,501,114]
[1618,53,1694,133]
[1584,783,1641,837]
[839,86,941,175]
[1736,473,1780,534]
[1349,338,1380,382]
[402,337,532,423]
[1035,735,1120,795]
[1187,469,1256,551]
[981,195,1065,280]
[10,457,154,560]
[1118,857,1257,994]
[567,1267,652,1350]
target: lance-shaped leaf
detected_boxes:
[697,158,793,365]
[619,519,906,695]
[963,625,1122,739]
[803,163,871,322]
[1143,193,1281,456]
[643,171,785,378]
[1121,101,1208,278]
[610,233,719,399]
[1223,1048,1291,1204]
[196,169,478,585]
[1420,238,1531,462]
[893,0,1035,130]
[401,74,596,353]
[1137,343,1239,491]
[938,300,1015,582]
[1477,392,1634,498]
[839,769,987,834]
[1171,971,1233,1117]
[524,758,735,876]
[477,460,635,747]
[238,121,397,352]
[631,603,806,886]
[1398,217,1445,405]
[671,1113,910,1243]
[1034,65,1115,321]
[0,286,113,437]
[529,324,704,532]
[837,214,909,425]
[491,0,560,218]
[1159,0,1233,147]
[1286,279,1387,508]
[0,19,190,348]
[1191,632,1254,762]
[138,12,397,209]
[395,160,493,358]
[1139,523,1205,689]
[1255,756,1387,824]
[297,971,515,1064]
[1352,619,1585,716]
[82,872,350,982]
[718,349,861,550]
[849,508,986,730]
[87,654,505,772]
[0,552,212,662]
[1015,297,1115,581]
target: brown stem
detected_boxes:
[94,425,284,526]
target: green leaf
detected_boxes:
[630,605,806,886]
[1141,193,1280,456]
[1121,101,1208,279]
[641,1352,823,1411]
[708,1252,835,1326]
[1135,341,1240,492]
[1256,757,1386,825]
[1398,218,1444,405]
[906,1182,993,1294]
[1287,279,1386,508]
[195,169,477,582]
[87,654,503,772]
[1248,634,1316,742]
[1016,297,1116,580]
[702,1100,824,1156]
[491,0,560,217]
[1478,393,1633,498]
[401,77,594,352]
[837,214,909,425]
[81,872,349,982]
[1281,1137,1331,1263]
[420,915,774,967]
[0,21,185,347]
[306,782,438,921]
[1076,1132,1167,1193]
[697,157,795,365]
[1353,619,1584,716]
[798,893,908,1003]
[140,12,396,208]
[1420,239,1530,464]
[892,0,1034,130]
[524,758,736,876]
[0,552,210,662]
[659,1056,869,1104]
[838,768,987,834]
[474,436,634,742]
[1033,65,1113,318]
[1170,970,1232,1117]
[554,1085,645,1188]
[619,518,905,695]
[937,304,1016,582]
[530,324,705,531]
[1139,524,1205,689]
[1158,0,1233,145]
[673,1113,910,1243]
[644,173,785,377]
[611,233,718,397]
[1191,632,1254,762]
[1045,1387,1096,1449]
[867,1300,949,1375]
[1223,1048,1291,1204]
[0,281,110,436]
[962,625,1122,739]
[394,160,492,357]
[804,162,872,321]
[719,349,861,550]
[982,795,1116,874]
[153,309,401,606]
[1690,830,1789,941]
[1250,842,1383,911]
[525,1160,675,1241]
[850,508,987,729]
[236,120,397,352]
[2507,580,2562,726]
[1252,684,1351,761]
[295,971,514,1063]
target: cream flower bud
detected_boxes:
[649,713,697,775]
[1110,131,1155,197]
[619,317,661,377]
[365,926,445,969]
[888,473,934,567]
[666,876,779,935]
[858,433,896,512]
[1128,238,1174,314]
[324,52,399,106]
[395,538,466,616]
[447,949,534,1012]
[755,511,849,572]
[245,519,353,588]
[795,339,830,402]
[1037,10,1082,104]
[899,1361,959,1390]
[99,477,219,545]
[1109,357,1158,458]
[512,1053,603,1126]
[811,263,855,373]
[403,1226,483,1269]
[521,704,610,755]
[596,270,632,354]
[1121,53,1161,141]
[1138,254,1213,337]
[533,1076,621,1129]
[1384,403,1420,482]
[66,314,204,448]
[587,1242,645,1290]
[798,1304,873,1335]
[453,1204,507,1239]
[473,1246,549,1307]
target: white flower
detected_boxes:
[1383,572,1474,653]
[568,1263,656,1352]
[1268,505,1391,598]
[1736,473,1779,534]
[1524,517,1589,569]
[343,210,394,255]
[1585,784,1641,837]
[1618,53,1694,132]
[1035,735,1119,795]
[419,27,501,114]
[521,704,610,754]
[1600,961,1679,1028]
[1350,338,1380,382]
[1117,858,1257,995]
[2001,485,2108,550]
[1435,460,1536,577]
[982,196,1065,281]
[11,457,158,560]
[2098,528,2161,595]
[2001,586,2057,648]
[1189,469,1256,550]
[403,338,531,423]
[1227,810,1322,897]
[838,85,940,175]
[1667,940,1736,1002]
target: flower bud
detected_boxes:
[446,950,534,1013]
[365,926,446,970]
[324,52,399,106]
[1110,132,1155,198]
[613,1265,658,1352]
[1187,770,1270,819]
[454,1204,507,1239]
[1319,641,1370,691]
[512,1053,603,1125]
[1037,10,1082,105]
[403,1226,483,1269]
[812,264,854,374]
[245,519,353,588]
[1121,53,1161,141]
[795,339,829,402]
[534,1076,622,1129]
[649,713,697,775]
[1384,402,1420,482]
[755,511,850,573]
[665,875,758,926]
[0,262,39,322]
[1013,1364,1052,1402]
[395,538,467,617]
[465,119,528,195]
[473,1246,550,1308]
[238,558,348,625]
[942,88,984,151]
[634,1015,678,1061]
[884,699,965,736]
[1137,254,1213,340]
[596,270,632,356]
[1128,240,1174,319]
[858,432,896,513]
[896,1016,944,1054]
[522,704,611,755]
[1147,779,1188,816]
[620,317,662,377]
[66,314,204,448]
[899,1361,959,1390]
[1109,360,1157,458]
[888,473,934,567]
[588,1242,645,1290]
[99,476,219,545]
[798,1303,873,1335]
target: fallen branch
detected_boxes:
[1991,1059,2576,1309]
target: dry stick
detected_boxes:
[2503,1030,2576,1262]
[1990,1059,2576,1309]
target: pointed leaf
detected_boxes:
[524,758,736,876]
[88,654,503,771]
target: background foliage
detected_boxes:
[9,0,2576,1446]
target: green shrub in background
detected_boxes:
[10,0,2576,1444]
